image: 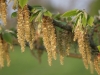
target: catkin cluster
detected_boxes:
[17,5,35,52]
[56,30,72,65]
[41,16,57,66]
[0,35,10,68]
[74,24,92,69]
[0,0,7,25]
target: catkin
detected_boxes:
[0,36,4,68]
[0,35,10,68]
[57,31,65,65]
[0,0,7,25]
[42,16,57,66]
[23,5,31,43]
[29,24,35,50]
[74,23,92,69]
[17,7,26,52]
[3,40,10,67]
[94,57,100,75]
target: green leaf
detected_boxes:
[29,13,37,22]
[29,10,41,22]
[32,6,43,10]
[82,12,87,26]
[44,11,52,18]
[53,13,61,19]
[18,0,28,8]
[35,11,43,22]
[97,45,100,52]
[87,15,94,26]
[56,27,63,31]
[67,17,72,21]
[11,12,17,18]
[2,32,13,44]
[61,9,79,17]
[55,20,67,26]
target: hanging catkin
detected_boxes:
[0,0,7,25]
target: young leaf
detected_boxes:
[82,12,87,26]
[18,0,28,8]
[97,45,100,52]
[61,9,79,17]
[29,10,41,22]
[53,13,61,19]
[11,12,17,18]
[32,6,43,10]
[87,15,94,26]
[29,13,37,22]
[35,11,43,22]
[2,32,13,44]
[44,11,52,18]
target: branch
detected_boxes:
[28,5,99,54]
[53,20,72,32]
[68,53,82,59]
[53,20,99,53]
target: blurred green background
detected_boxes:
[0,46,98,75]
[1,0,100,75]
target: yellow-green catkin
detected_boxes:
[42,16,57,66]
[0,36,4,68]
[29,23,35,50]
[42,17,52,66]
[94,57,100,75]
[0,0,7,25]
[17,7,25,52]
[57,31,65,65]
[23,5,31,43]
[41,16,57,65]
[90,60,94,74]
[47,19,57,60]
[74,23,92,69]
[3,40,10,67]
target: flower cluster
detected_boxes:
[0,35,10,68]
[74,22,92,69]
[41,16,57,66]
[17,5,35,52]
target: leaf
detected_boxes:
[44,11,52,18]
[67,17,72,21]
[61,9,79,17]
[87,15,94,26]
[18,0,28,8]
[2,32,13,44]
[30,10,41,22]
[56,27,63,31]
[97,45,100,52]
[32,6,43,10]
[82,12,87,26]
[35,11,43,22]
[53,13,61,19]
[29,13,37,22]
[11,12,17,18]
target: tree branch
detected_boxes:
[68,53,82,59]
[53,20,99,53]
[53,20,72,32]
